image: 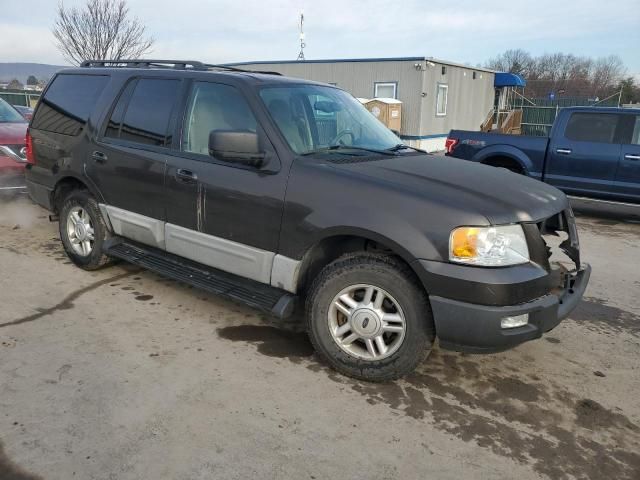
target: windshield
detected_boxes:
[0,98,27,123]
[260,85,401,155]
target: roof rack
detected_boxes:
[79,59,281,75]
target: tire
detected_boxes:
[59,189,113,270]
[306,252,435,382]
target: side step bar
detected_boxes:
[103,239,297,319]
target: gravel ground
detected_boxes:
[0,195,639,480]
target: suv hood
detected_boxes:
[329,154,569,224]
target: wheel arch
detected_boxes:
[295,228,426,297]
[474,145,531,174]
[51,175,102,213]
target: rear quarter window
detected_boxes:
[32,74,109,136]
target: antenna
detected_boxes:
[297,11,306,61]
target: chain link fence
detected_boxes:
[513,94,621,137]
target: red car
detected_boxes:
[0,97,28,194]
[12,104,34,121]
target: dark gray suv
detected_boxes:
[25,60,590,381]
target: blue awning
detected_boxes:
[494,72,526,88]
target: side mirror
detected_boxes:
[208,130,265,167]
[314,100,342,113]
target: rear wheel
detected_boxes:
[306,253,435,382]
[59,190,112,270]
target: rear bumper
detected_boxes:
[26,178,54,210]
[429,264,591,353]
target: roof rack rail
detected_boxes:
[80,59,208,69]
[204,63,282,76]
[79,59,282,75]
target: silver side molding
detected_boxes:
[99,203,301,293]
[271,255,301,294]
[165,223,275,284]
[101,204,165,248]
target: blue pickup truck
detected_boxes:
[446,107,640,203]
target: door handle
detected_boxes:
[556,148,572,155]
[92,150,108,163]
[176,168,198,183]
[624,154,640,161]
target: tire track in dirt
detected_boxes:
[0,269,140,328]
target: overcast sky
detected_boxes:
[1,0,638,75]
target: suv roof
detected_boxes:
[60,58,331,88]
[80,59,283,76]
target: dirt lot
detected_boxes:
[1,196,639,480]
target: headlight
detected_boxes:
[449,225,529,266]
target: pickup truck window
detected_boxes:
[181,82,257,156]
[565,112,619,144]
[260,85,400,155]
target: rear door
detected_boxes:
[89,77,182,249]
[546,112,621,197]
[615,114,640,201]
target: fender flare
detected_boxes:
[472,145,532,175]
[52,171,105,207]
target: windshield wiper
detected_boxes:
[302,145,397,156]
[387,143,426,153]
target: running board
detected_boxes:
[103,239,297,319]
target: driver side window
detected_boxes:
[181,82,257,156]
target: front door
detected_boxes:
[88,77,182,248]
[546,111,621,198]
[615,114,640,201]
[163,80,288,284]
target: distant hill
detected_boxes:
[0,63,67,83]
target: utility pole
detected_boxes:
[297,12,306,61]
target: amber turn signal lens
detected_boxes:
[450,227,479,258]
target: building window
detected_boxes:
[473,72,477,80]
[441,66,446,75]
[436,84,448,116]
[374,82,397,99]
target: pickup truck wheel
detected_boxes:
[59,190,112,270]
[306,253,434,382]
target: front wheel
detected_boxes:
[59,190,112,270]
[306,253,435,382]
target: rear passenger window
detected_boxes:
[104,80,136,139]
[564,113,619,144]
[107,78,180,147]
[32,74,109,136]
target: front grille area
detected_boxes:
[535,208,581,291]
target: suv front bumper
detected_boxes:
[428,263,591,353]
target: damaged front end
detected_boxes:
[528,207,591,324]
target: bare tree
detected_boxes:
[486,49,627,99]
[485,49,533,77]
[52,0,154,65]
